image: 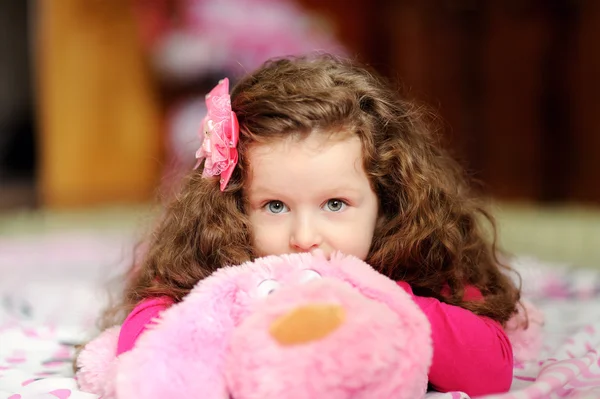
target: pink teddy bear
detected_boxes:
[77,252,543,398]
[77,252,433,398]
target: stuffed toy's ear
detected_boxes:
[76,326,121,399]
[115,274,243,399]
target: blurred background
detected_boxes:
[0,0,599,267]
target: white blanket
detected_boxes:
[1,233,599,399]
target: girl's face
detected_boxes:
[245,133,379,260]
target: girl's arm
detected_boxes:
[116,296,174,355]
[397,282,513,396]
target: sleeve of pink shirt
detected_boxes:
[116,296,174,356]
[397,281,514,396]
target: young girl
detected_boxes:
[111,54,520,396]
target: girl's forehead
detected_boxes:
[247,129,355,156]
[244,133,368,196]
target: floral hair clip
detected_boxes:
[194,78,239,191]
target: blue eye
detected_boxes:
[324,199,346,212]
[265,201,288,214]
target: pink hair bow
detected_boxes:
[195,78,239,191]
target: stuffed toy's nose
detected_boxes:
[269,304,345,345]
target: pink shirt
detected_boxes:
[116,296,174,355]
[117,283,513,396]
[397,282,513,396]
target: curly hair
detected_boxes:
[105,54,520,329]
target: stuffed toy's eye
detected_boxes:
[257,279,281,297]
[299,269,322,283]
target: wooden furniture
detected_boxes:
[36,0,163,207]
[301,0,600,204]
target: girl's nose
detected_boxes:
[290,216,322,252]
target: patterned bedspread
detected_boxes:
[0,233,599,399]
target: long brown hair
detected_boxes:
[105,54,519,328]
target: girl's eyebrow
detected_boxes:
[323,185,363,196]
[249,181,364,194]
[249,185,361,197]
[246,186,287,201]
[247,185,276,196]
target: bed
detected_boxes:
[1,205,599,399]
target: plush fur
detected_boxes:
[76,326,120,398]
[78,252,432,398]
[76,252,542,398]
[226,278,428,399]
